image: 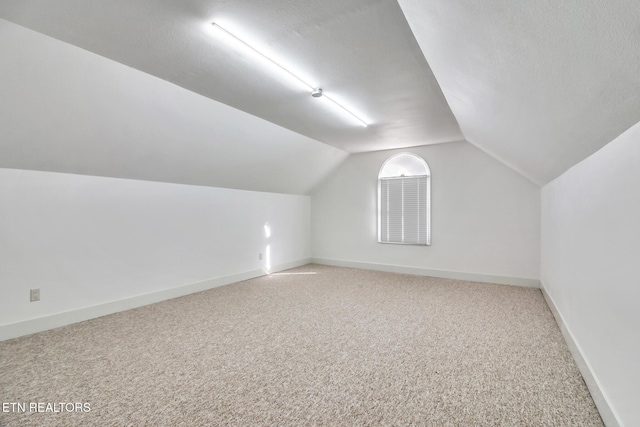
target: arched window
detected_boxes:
[378,153,431,245]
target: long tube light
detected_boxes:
[211,22,368,127]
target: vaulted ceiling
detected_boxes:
[398,0,640,184]
[1,0,639,188]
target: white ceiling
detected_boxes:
[398,0,640,184]
[0,0,463,154]
[1,0,639,187]
[0,19,348,195]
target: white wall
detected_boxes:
[0,18,334,341]
[0,18,347,195]
[541,121,640,427]
[0,168,310,340]
[311,141,540,285]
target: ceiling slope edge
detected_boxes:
[0,18,349,196]
[397,0,640,187]
[395,4,539,186]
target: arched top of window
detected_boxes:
[378,153,430,178]
[378,152,431,246]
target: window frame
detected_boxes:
[377,153,431,246]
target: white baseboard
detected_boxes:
[540,281,620,427]
[310,258,540,288]
[0,258,310,342]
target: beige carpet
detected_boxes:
[0,264,603,426]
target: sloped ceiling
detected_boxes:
[397,0,640,185]
[0,0,463,154]
[1,0,639,189]
[0,19,348,195]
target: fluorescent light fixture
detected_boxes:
[211,22,368,127]
[318,92,368,128]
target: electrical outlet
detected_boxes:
[258,253,263,260]
[30,289,40,302]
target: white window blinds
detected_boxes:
[379,175,430,245]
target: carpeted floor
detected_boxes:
[0,264,603,426]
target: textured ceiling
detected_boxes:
[0,19,348,195]
[1,0,638,187]
[397,0,640,185]
[0,0,463,154]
